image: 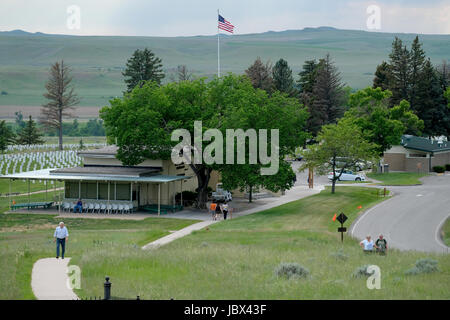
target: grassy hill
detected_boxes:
[0,27,449,108]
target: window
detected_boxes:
[80,182,97,199]
[65,182,79,198]
[116,183,131,201]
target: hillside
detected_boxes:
[0,27,449,109]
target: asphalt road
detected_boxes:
[350,174,450,253]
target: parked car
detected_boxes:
[328,170,366,181]
[211,183,233,202]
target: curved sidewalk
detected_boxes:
[31,257,78,300]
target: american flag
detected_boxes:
[218,14,234,33]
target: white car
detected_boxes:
[211,183,233,202]
[328,170,366,182]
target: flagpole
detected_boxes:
[217,9,220,78]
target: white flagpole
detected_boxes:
[217,9,220,78]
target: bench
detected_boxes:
[11,201,54,210]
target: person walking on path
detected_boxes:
[210,202,218,220]
[375,234,388,255]
[220,202,229,220]
[54,222,69,259]
[360,235,374,254]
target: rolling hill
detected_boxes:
[0,27,449,113]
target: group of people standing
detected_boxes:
[360,234,388,255]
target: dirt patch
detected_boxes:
[0,105,102,120]
[0,223,55,233]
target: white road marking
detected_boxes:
[416,194,423,197]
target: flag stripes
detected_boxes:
[218,14,234,33]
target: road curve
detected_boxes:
[350,174,450,254]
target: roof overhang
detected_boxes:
[0,169,190,183]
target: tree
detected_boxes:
[345,87,423,155]
[41,60,80,150]
[122,48,164,93]
[272,58,296,96]
[245,57,274,93]
[15,111,26,132]
[415,59,450,137]
[176,65,193,81]
[101,75,308,208]
[16,115,44,145]
[388,37,410,106]
[373,61,392,91]
[0,120,15,153]
[309,54,346,135]
[298,60,319,95]
[408,36,426,110]
[437,60,450,93]
[300,118,377,193]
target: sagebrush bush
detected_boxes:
[352,265,373,278]
[330,249,349,261]
[405,258,439,275]
[274,262,309,279]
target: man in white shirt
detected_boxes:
[54,222,69,259]
[359,235,374,253]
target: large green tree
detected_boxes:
[16,115,44,145]
[300,118,377,193]
[101,75,308,208]
[272,58,296,96]
[123,48,164,93]
[388,37,410,106]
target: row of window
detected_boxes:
[65,182,132,201]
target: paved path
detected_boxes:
[350,174,450,254]
[142,185,324,250]
[31,257,78,300]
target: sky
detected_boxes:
[1,0,449,36]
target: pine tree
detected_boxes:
[437,60,449,93]
[373,61,392,91]
[0,120,15,153]
[416,59,450,137]
[309,54,346,135]
[123,48,164,93]
[16,115,44,145]
[408,36,426,111]
[298,60,319,95]
[272,58,296,96]
[389,37,410,106]
[245,57,274,93]
[41,60,80,150]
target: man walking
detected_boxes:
[54,222,69,259]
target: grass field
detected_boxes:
[66,186,447,300]
[367,172,429,186]
[443,219,450,247]
[1,28,449,109]
[0,186,448,299]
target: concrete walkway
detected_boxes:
[31,257,78,300]
[142,184,324,250]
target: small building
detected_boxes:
[383,135,450,172]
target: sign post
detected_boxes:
[336,212,348,243]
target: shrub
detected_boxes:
[445,164,450,171]
[274,262,309,279]
[352,265,373,278]
[330,249,349,261]
[405,258,439,275]
[432,166,445,173]
[1,91,8,95]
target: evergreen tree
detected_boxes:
[408,36,426,111]
[437,60,449,93]
[0,120,15,153]
[309,54,346,135]
[373,61,392,91]
[272,58,296,96]
[297,60,319,95]
[388,37,410,106]
[245,57,274,93]
[416,59,450,137]
[16,115,44,145]
[123,48,164,93]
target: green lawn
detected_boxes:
[1,186,448,300]
[367,172,428,186]
[69,187,448,300]
[443,219,450,247]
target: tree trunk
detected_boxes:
[58,108,63,150]
[248,185,253,203]
[194,166,211,209]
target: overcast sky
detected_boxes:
[1,0,449,36]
